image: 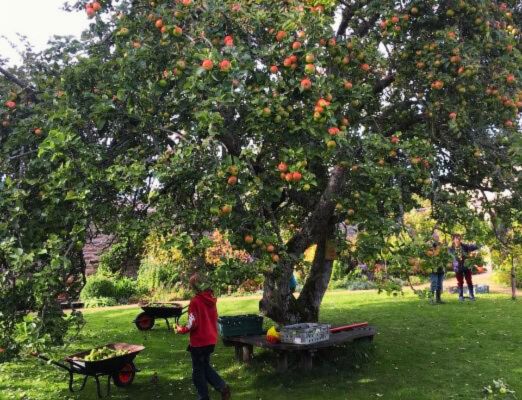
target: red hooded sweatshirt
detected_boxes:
[177,289,218,348]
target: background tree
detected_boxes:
[1,0,521,351]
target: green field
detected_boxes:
[1,291,521,400]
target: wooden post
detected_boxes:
[276,352,288,372]
[242,345,253,364]
[300,351,313,371]
[234,345,243,362]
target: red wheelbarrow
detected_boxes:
[134,302,187,331]
[33,342,145,398]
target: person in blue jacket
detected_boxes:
[449,234,480,301]
[289,274,297,293]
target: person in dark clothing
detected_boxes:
[429,235,445,304]
[289,274,297,293]
[176,273,231,400]
[449,234,480,301]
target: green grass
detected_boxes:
[1,291,521,400]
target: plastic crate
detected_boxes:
[218,315,264,337]
[280,323,330,345]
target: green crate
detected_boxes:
[218,314,264,337]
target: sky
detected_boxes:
[0,0,88,65]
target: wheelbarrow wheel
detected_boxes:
[112,362,135,387]
[135,312,155,331]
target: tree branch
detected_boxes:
[373,73,395,94]
[0,66,36,95]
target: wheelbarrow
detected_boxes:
[134,302,187,331]
[33,342,145,398]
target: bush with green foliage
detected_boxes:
[80,272,140,307]
[83,297,118,308]
[80,275,117,301]
[330,269,377,291]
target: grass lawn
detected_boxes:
[1,291,521,400]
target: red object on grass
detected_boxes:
[330,322,368,334]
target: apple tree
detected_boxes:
[1,0,521,343]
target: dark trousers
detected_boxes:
[456,269,473,288]
[430,272,444,292]
[189,345,226,400]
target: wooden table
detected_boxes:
[222,326,376,371]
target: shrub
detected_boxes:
[80,273,141,305]
[137,260,181,292]
[80,275,117,300]
[83,297,118,308]
[446,271,456,279]
[114,276,140,302]
[494,269,522,288]
[345,280,378,291]
[329,269,378,291]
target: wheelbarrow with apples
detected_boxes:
[134,302,187,331]
[33,342,145,398]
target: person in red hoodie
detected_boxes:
[176,273,231,400]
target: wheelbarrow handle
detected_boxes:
[31,352,72,372]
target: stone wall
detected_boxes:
[83,234,113,276]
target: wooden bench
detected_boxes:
[222,325,376,372]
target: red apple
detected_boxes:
[328,127,340,136]
[219,59,231,72]
[221,204,232,215]
[173,26,183,36]
[449,112,457,120]
[155,19,164,29]
[227,176,237,186]
[276,31,287,42]
[244,235,254,244]
[270,65,279,74]
[278,162,288,172]
[5,100,16,109]
[431,80,444,90]
[224,35,234,47]
[292,171,302,182]
[300,78,312,90]
[202,59,214,70]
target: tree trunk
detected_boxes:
[259,258,301,325]
[296,238,334,322]
[260,231,336,324]
[260,166,346,324]
[511,255,517,300]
